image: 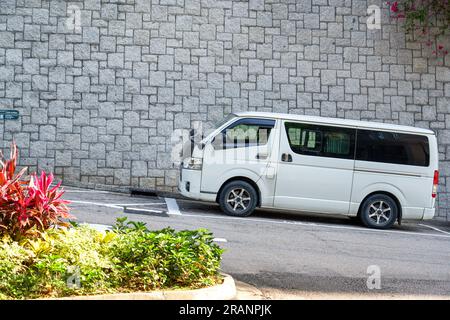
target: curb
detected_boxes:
[234,281,266,300]
[41,274,236,300]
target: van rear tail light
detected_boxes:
[432,170,439,198]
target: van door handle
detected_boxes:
[281,153,292,162]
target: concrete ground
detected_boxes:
[63,186,450,300]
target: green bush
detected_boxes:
[0,218,224,299]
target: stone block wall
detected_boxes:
[0,0,449,219]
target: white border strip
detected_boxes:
[165,198,182,215]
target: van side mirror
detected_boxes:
[210,134,224,149]
[204,140,215,156]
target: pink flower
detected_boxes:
[390,1,399,12]
[438,44,444,50]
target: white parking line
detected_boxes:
[165,198,182,215]
[213,238,228,243]
[68,200,165,214]
[68,200,123,209]
[87,223,112,232]
[125,207,166,214]
[108,203,166,206]
[419,224,450,235]
[65,190,116,193]
[173,212,450,239]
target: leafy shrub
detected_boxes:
[0,144,223,299]
[0,239,36,299]
[0,143,72,240]
[0,218,224,299]
[109,225,223,290]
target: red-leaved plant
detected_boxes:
[387,1,450,57]
[0,143,72,240]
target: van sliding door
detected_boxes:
[274,121,356,215]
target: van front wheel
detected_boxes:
[360,194,398,229]
[219,181,258,217]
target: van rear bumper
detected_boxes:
[422,208,435,220]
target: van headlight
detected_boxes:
[182,157,203,170]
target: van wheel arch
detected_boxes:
[358,191,402,225]
[216,177,261,207]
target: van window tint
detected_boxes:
[285,122,355,159]
[215,118,275,149]
[356,130,430,166]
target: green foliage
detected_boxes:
[109,226,223,290]
[0,218,224,299]
[112,216,148,234]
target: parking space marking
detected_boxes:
[107,203,166,206]
[66,192,449,239]
[68,200,123,209]
[165,198,182,215]
[87,223,112,232]
[69,200,166,215]
[65,190,117,194]
[213,238,228,243]
[174,212,450,239]
[125,207,167,214]
[68,200,165,207]
[419,224,450,235]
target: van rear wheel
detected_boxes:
[360,194,398,229]
[219,181,258,217]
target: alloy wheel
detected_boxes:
[226,188,251,213]
[368,200,392,225]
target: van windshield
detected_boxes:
[198,114,237,148]
[213,113,237,129]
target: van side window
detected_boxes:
[285,122,355,159]
[214,118,275,149]
[287,127,322,153]
[356,130,430,166]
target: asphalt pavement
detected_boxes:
[64,186,450,299]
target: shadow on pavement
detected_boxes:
[231,271,450,297]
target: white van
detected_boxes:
[178,112,439,229]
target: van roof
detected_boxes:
[234,112,435,135]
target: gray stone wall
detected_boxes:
[0,0,449,219]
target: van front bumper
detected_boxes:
[422,208,435,220]
[178,168,216,202]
